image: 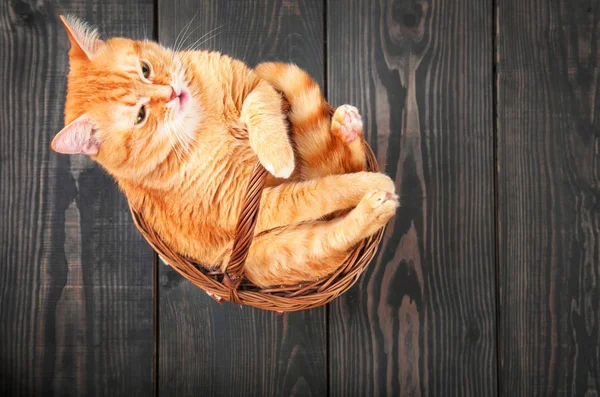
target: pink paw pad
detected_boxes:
[332,105,364,143]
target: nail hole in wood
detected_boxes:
[403,13,418,27]
[12,1,32,20]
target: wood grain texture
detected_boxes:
[0,2,154,396]
[157,1,326,396]
[498,1,600,395]
[327,0,497,396]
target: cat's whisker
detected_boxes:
[172,12,198,53]
[174,17,205,55]
[170,54,188,84]
[170,123,185,153]
[166,111,195,158]
[164,120,184,163]
[177,24,203,53]
[181,12,202,46]
[171,135,185,162]
[185,25,224,51]
[167,118,189,163]
[186,33,221,52]
[184,131,197,145]
[172,138,184,163]
[187,33,222,52]
[174,57,185,75]
[172,119,193,157]
[179,132,194,156]
[196,24,224,42]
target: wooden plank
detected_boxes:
[0,2,154,396]
[498,1,600,395]
[156,1,327,396]
[327,1,497,396]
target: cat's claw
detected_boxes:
[331,105,363,143]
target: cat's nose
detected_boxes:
[169,86,178,101]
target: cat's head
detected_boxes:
[50,15,200,181]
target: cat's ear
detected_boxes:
[59,15,104,59]
[50,114,99,155]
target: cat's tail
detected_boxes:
[254,62,333,130]
[254,62,365,175]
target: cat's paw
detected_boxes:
[354,171,396,195]
[331,104,363,143]
[257,143,295,179]
[362,190,399,217]
[355,190,399,235]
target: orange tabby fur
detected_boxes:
[51,15,398,287]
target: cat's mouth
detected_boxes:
[167,85,190,110]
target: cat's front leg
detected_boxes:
[245,189,398,287]
[255,171,396,232]
[241,81,295,179]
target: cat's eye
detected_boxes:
[136,105,147,125]
[141,61,151,79]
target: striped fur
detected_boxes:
[52,17,397,287]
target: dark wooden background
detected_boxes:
[1,0,598,396]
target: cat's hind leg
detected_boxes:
[255,62,365,177]
[243,189,398,287]
[330,104,367,171]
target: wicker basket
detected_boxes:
[129,143,385,312]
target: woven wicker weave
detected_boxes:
[129,143,385,312]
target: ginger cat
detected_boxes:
[50,15,398,288]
